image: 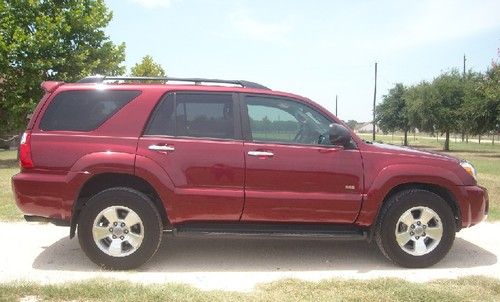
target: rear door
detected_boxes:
[241,94,364,224]
[137,91,245,223]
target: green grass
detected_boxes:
[0,150,21,221]
[358,133,500,220]
[0,277,499,302]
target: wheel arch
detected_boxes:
[70,173,170,238]
[373,183,462,235]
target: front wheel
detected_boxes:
[77,187,163,270]
[375,189,456,268]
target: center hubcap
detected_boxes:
[112,226,125,237]
[414,225,424,236]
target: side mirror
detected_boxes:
[328,123,351,147]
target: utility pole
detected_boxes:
[372,62,377,141]
[335,95,338,116]
[462,54,466,142]
[463,54,466,77]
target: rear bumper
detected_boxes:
[460,185,489,228]
[11,170,84,222]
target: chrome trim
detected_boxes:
[248,151,274,157]
[148,145,175,151]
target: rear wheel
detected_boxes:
[77,187,162,270]
[375,189,455,268]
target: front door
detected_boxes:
[241,95,363,224]
[137,92,245,223]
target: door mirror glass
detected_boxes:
[328,123,351,147]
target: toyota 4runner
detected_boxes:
[12,76,488,269]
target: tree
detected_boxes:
[375,83,412,145]
[406,81,438,140]
[460,70,494,141]
[406,71,465,151]
[346,120,358,130]
[0,0,125,135]
[432,70,466,151]
[482,60,500,143]
[130,55,166,77]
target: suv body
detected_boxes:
[12,77,488,269]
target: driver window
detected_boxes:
[245,96,332,145]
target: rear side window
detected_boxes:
[39,90,140,131]
[146,93,235,139]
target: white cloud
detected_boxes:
[130,0,172,9]
[229,9,293,42]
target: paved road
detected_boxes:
[0,221,498,291]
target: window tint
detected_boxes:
[146,93,235,139]
[246,96,332,145]
[40,90,140,131]
[145,94,175,136]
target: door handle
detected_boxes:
[248,151,274,157]
[148,144,175,152]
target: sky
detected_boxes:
[104,0,500,122]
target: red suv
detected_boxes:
[12,76,488,269]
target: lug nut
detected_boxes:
[124,230,129,234]
[113,222,118,226]
[423,225,427,229]
[410,225,415,229]
[120,236,124,240]
[109,228,113,232]
[112,235,117,239]
[415,236,420,240]
[423,233,426,236]
[410,232,414,236]
[417,221,421,226]
[121,222,125,227]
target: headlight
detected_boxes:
[460,161,477,180]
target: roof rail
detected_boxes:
[77,76,270,90]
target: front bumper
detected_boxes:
[460,185,489,228]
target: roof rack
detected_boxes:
[77,75,270,90]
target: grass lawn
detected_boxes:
[0,277,499,302]
[0,150,21,221]
[358,133,500,220]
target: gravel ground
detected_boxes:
[0,221,498,291]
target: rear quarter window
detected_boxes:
[39,90,140,131]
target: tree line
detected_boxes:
[0,0,165,138]
[375,60,499,151]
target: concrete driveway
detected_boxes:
[0,221,498,291]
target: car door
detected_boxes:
[137,91,245,223]
[241,94,364,224]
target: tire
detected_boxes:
[77,187,163,270]
[375,189,455,268]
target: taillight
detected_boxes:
[19,131,34,168]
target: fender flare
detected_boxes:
[356,163,463,227]
[67,152,176,237]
